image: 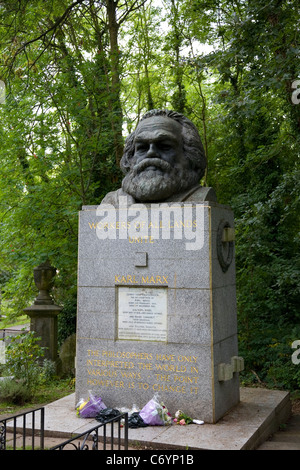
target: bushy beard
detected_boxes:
[122,158,199,202]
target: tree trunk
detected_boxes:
[106,0,124,166]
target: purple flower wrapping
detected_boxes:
[139,399,165,425]
[79,397,107,418]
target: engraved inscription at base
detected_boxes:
[117,287,167,342]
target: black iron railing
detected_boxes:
[0,407,45,450]
[50,413,128,451]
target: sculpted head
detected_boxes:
[120,109,206,202]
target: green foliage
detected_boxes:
[197,0,300,390]
[0,332,60,404]
[4,331,45,392]
[0,378,32,405]
[0,376,75,411]
[240,325,300,390]
[0,0,299,393]
[58,295,77,346]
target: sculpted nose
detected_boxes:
[147,143,159,158]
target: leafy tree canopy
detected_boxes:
[0,0,299,388]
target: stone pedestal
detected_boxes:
[24,304,61,363]
[24,261,62,365]
[75,201,243,423]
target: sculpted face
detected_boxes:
[133,116,188,174]
[122,116,193,202]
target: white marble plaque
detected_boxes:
[117,287,167,341]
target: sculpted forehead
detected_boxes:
[135,116,183,143]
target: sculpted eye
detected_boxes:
[136,143,149,152]
[159,143,172,151]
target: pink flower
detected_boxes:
[173,418,178,423]
[179,419,186,425]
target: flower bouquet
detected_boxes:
[173,410,204,425]
[139,394,172,426]
[173,410,193,425]
[76,391,107,418]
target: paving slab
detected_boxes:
[6,387,291,450]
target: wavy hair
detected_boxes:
[120,109,206,179]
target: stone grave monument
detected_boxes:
[24,260,62,367]
[75,109,243,423]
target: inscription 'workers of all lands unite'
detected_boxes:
[87,200,206,251]
[86,350,199,395]
[88,220,198,230]
[88,220,198,245]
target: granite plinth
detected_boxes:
[76,201,240,423]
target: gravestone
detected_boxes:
[75,110,243,423]
[59,333,76,376]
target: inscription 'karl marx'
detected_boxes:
[115,274,168,285]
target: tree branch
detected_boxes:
[7,0,85,71]
[117,0,148,26]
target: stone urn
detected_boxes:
[33,260,57,305]
[24,260,62,366]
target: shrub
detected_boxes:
[4,330,45,393]
[58,295,77,346]
[0,378,32,404]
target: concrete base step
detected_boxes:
[258,441,300,450]
[257,415,300,450]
